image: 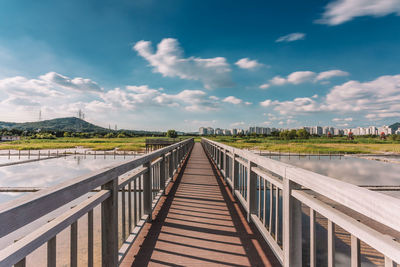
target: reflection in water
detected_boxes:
[271,155,400,185]
[0,155,140,267]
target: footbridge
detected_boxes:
[0,138,399,266]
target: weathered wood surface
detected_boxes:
[120,143,280,266]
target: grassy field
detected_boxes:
[0,137,157,151]
[206,136,400,154]
[1,136,400,154]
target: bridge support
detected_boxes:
[283,177,302,267]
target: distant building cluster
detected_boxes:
[199,125,400,136]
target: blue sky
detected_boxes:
[0,0,400,131]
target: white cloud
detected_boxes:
[332,117,353,122]
[260,99,272,107]
[133,38,233,89]
[276,33,306,42]
[315,70,349,81]
[260,74,400,122]
[265,69,349,87]
[323,75,400,114]
[287,71,316,84]
[259,83,270,89]
[317,0,400,26]
[222,96,251,105]
[235,58,262,69]
[39,72,103,92]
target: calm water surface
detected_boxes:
[270,155,400,185]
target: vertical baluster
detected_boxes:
[263,179,267,226]
[269,183,273,233]
[70,221,78,267]
[160,155,166,194]
[350,235,360,267]
[139,175,142,219]
[134,178,138,225]
[275,187,279,242]
[258,176,261,219]
[47,236,56,267]
[384,257,396,267]
[101,178,118,267]
[15,258,26,267]
[128,182,132,233]
[310,208,316,267]
[143,161,152,221]
[88,210,94,267]
[122,185,126,239]
[282,177,302,267]
[328,220,335,267]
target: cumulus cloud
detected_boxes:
[133,38,233,89]
[223,96,251,105]
[317,0,400,25]
[235,58,262,69]
[315,70,349,81]
[323,75,400,115]
[260,74,400,121]
[259,83,270,89]
[39,72,103,92]
[276,33,306,42]
[264,69,349,87]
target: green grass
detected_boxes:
[0,137,176,151]
[205,136,400,154]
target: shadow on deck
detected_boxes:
[120,143,281,266]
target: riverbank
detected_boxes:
[209,136,400,154]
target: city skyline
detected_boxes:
[0,0,400,131]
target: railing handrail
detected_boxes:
[0,138,193,238]
[201,138,400,266]
[202,138,400,233]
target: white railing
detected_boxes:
[201,138,400,267]
[0,138,194,267]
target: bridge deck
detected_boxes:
[121,143,280,266]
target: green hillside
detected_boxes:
[0,117,108,132]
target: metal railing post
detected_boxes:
[232,154,239,193]
[247,161,257,222]
[283,175,302,267]
[160,155,166,193]
[143,161,152,221]
[101,178,118,267]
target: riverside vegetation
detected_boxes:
[207,133,400,154]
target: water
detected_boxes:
[0,154,142,267]
[0,155,138,203]
[269,155,400,186]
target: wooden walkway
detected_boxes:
[121,143,280,266]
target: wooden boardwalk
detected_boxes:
[121,143,280,266]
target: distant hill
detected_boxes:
[390,122,400,132]
[0,117,109,132]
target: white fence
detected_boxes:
[0,138,194,267]
[201,138,400,267]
